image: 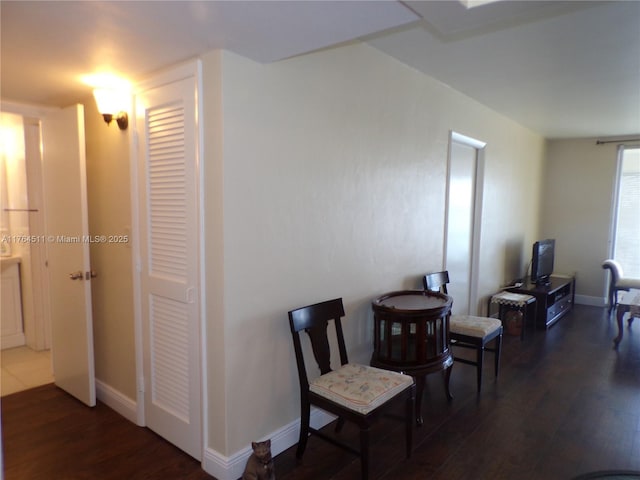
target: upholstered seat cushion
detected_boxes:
[603,259,640,290]
[450,315,502,338]
[309,363,413,415]
[618,278,640,289]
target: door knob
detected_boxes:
[86,270,98,280]
[69,271,83,280]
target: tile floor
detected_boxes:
[1,346,54,397]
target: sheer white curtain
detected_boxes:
[612,145,640,277]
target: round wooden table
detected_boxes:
[371,290,453,425]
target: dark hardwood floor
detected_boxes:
[1,384,213,480]
[2,305,639,479]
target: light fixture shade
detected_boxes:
[93,87,129,116]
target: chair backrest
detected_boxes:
[423,271,450,295]
[602,259,624,284]
[288,298,349,390]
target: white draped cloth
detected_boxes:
[491,291,534,307]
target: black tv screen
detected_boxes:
[531,239,555,286]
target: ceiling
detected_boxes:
[1,0,639,139]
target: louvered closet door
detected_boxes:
[137,73,201,460]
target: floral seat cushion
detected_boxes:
[309,363,413,415]
[450,315,502,338]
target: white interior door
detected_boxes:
[444,132,485,316]
[136,69,202,460]
[41,104,95,407]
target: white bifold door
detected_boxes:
[135,66,202,460]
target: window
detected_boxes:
[612,146,640,277]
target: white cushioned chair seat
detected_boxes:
[309,363,414,415]
[618,278,640,289]
[450,315,502,338]
[603,259,640,289]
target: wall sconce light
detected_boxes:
[93,87,129,130]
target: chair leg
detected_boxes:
[494,333,502,379]
[609,287,616,314]
[405,388,414,459]
[414,376,425,426]
[360,427,370,480]
[476,345,485,393]
[296,401,310,459]
[443,365,453,402]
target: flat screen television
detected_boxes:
[531,239,555,286]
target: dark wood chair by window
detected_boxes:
[423,272,502,393]
[288,298,415,480]
[602,259,640,314]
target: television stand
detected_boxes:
[506,275,575,329]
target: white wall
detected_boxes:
[84,96,136,400]
[202,42,545,456]
[202,49,227,454]
[542,138,625,304]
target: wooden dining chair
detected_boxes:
[288,298,415,480]
[423,272,503,393]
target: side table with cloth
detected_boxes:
[489,291,537,340]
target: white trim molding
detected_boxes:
[95,379,138,425]
[574,294,606,307]
[450,131,487,150]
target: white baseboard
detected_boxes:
[574,294,605,307]
[95,379,138,424]
[93,380,335,480]
[1,332,25,350]
[202,408,335,480]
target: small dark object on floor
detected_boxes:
[242,439,275,480]
[572,471,640,480]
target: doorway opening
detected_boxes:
[1,111,53,396]
[444,131,486,316]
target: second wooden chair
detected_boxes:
[423,271,503,393]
